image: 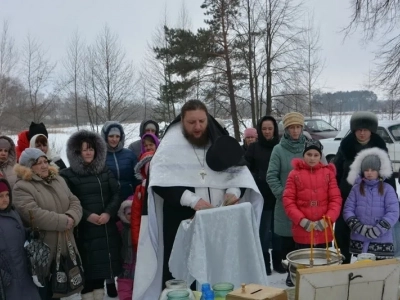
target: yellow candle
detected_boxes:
[323,216,330,261]
[328,217,340,256]
[310,223,314,265]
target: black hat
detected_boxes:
[28,122,48,141]
[303,139,323,156]
[350,111,378,133]
[206,136,246,172]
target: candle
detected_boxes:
[323,216,330,262]
[328,217,340,257]
[310,222,314,266]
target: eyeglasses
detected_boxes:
[304,139,323,151]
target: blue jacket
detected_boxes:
[102,121,140,199]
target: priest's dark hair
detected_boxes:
[181,100,208,119]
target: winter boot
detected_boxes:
[81,292,94,300]
[106,282,117,298]
[264,251,272,276]
[93,288,105,300]
[272,250,287,274]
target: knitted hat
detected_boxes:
[28,122,48,141]
[282,112,304,129]
[19,148,47,168]
[350,111,378,133]
[0,139,11,150]
[0,182,9,193]
[361,155,381,172]
[145,123,157,132]
[303,139,323,156]
[244,128,257,138]
[108,127,121,136]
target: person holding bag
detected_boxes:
[12,148,82,300]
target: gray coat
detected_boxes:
[0,207,40,300]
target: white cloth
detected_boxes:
[169,203,268,288]
[133,123,263,300]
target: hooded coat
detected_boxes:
[12,164,82,278]
[101,121,140,200]
[283,159,342,244]
[267,132,308,237]
[343,148,399,257]
[0,136,17,188]
[128,120,160,159]
[117,199,135,279]
[29,134,67,170]
[245,116,279,211]
[60,130,122,281]
[0,178,41,300]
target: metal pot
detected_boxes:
[282,248,345,285]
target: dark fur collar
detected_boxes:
[340,132,387,160]
[66,130,107,175]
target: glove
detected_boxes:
[300,218,314,232]
[314,219,328,231]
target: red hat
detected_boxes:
[0,182,9,193]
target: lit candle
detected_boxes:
[323,216,330,262]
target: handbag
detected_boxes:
[51,231,84,298]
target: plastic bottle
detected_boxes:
[200,283,211,300]
[204,290,215,300]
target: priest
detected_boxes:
[133,100,263,300]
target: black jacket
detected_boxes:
[245,116,279,210]
[334,132,396,209]
[60,130,122,280]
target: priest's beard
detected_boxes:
[183,127,209,147]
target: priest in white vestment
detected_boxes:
[133,100,263,300]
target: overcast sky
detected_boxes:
[0,0,383,97]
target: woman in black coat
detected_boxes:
[334,112,396,264]
[245,116,286,276]
[60,130,121,300]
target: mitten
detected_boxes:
[314,219,328,231]
[299,218,314,232]
[345,216,362,232]
[365,220,391,239]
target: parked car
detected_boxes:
[320,120,400,173]
[277,118,338,140]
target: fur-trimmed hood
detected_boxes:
[13,164,59,181]
[0,135,16,166]
[118,198,132,224]
[66,130,107,176]
[135,151,154,180]
[347,147,392,185]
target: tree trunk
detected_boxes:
[246,0,256,127]
[265,24,273,115]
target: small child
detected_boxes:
[283,140,342,248]
[343,147,399,259]
[117,198,135,300]
[141,133,159,154]
[131,151,155,252]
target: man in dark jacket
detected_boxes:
[334,111,397,264]
[245,116,286,275]
[128,120,160,159]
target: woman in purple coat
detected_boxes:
[343,147,399,259]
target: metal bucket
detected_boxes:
[282,248,345,284]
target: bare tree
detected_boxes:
[0,20,18,119]
[345,1,400,95]
[63,30,85,129]
[90,25,137,122]
[20,35,56,122]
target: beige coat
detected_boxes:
[12,164,83,276]
[0,135,17,188]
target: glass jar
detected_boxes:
[167,290,190,300]
[212,282,234,300]
[159,280,195,300]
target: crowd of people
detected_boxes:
[0,100,399,300]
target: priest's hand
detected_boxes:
[87,213,101,225]
[194,199,213,211]
[223,193,239,206]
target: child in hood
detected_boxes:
[140,133,159,155]
[343,147,399,259]
[117,198,135,300]
[283,140,342,248]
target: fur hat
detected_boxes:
[28,122,48,141]
[303,139,323,156]
[350,111,378,133]
[19,148,47,168]
[283,112,304,129]
[206,135,246,172]
[135,151,154,180]
[244,128,257,138]
[347,147,392,185]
